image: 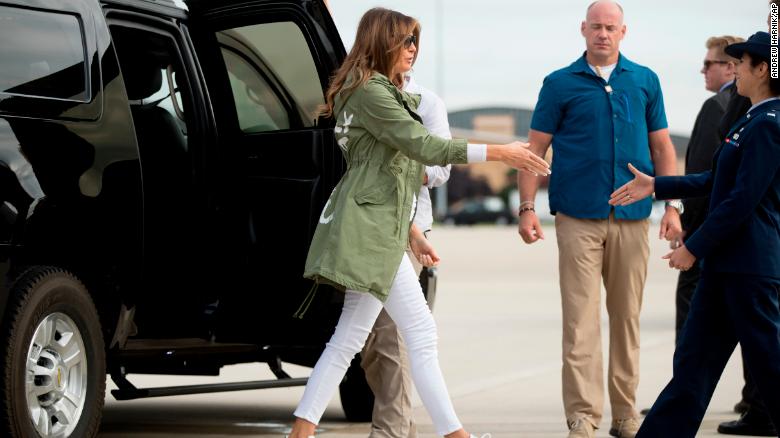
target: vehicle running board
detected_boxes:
[111,377,308,400]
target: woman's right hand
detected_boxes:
[499,141,550,176]
[609,163,655,206]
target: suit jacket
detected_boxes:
[656,98,780,278]
[681,84,733,237]
[718,83,752,139]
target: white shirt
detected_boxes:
[403,75,453,231]
[589,62,617,81]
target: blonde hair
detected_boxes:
[706,35,746,62]
[321,8,420,117]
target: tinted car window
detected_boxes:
[222,49,289,132]
[217,21,325,133]
[0,5,88,101]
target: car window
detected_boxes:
[0,5,88,101]
[147,67,186,128]
[217,21,325,134]
[221,49,288,133]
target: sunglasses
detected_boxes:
[403,34,417,49]
[703,59,730,69]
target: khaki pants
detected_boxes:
[555,213,649,427]
[360,249,422,438]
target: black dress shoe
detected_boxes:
[718,411,777,436]
[733,399,750,415]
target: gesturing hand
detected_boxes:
[609,163,655,206]
[504,142,550,176]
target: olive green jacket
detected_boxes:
[302,73,467,304]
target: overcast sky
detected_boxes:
[328,0,769,136]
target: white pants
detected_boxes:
[294,254,462,436]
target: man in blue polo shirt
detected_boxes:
[517,1,681,437]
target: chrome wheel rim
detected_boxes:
[25,313,88,437]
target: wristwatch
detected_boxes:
[665,200,684,215]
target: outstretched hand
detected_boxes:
[504,142,551,176]
[609,163,655,206]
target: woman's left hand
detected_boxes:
[662,244,696,271]
[410,234,440,268]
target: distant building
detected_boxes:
[449,107,689,156]
[445,107,690,198]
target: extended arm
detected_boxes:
[360,83,550,174]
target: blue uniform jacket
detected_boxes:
[655,98,780,278]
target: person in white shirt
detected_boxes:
[359,72,452,438]
[405,75,452,236]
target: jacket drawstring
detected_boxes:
[293,281,320,319]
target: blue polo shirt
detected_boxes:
[531,53,668,220]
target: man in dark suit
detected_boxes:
[674,36,742,345]
[718,76,753,141]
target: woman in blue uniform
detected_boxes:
[609,31,780,437]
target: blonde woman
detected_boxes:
[287,8,549,438]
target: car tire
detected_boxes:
[0,267,105,438]
[495,216,509,225]
[338,355,374,422]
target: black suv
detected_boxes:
[0,0,408,436]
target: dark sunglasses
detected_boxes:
[703,59,730,69]
[403,34,417,49]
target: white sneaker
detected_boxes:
[470,434,492,438]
